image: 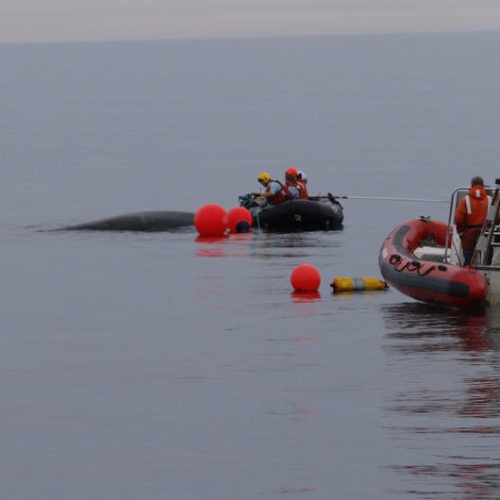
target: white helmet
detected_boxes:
[297,170,307,182]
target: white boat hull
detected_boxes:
[476,266,500,305]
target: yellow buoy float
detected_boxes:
[330,276,388,293]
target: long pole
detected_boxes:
[312,195,448,203]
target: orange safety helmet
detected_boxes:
[285,167,298,178]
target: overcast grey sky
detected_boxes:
[2,0,500,44]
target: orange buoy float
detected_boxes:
[330,276,388,293]
[227,206,253,233]
[290,264,321,292]
[194,204,228,236]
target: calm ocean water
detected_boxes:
[1,32,500,499]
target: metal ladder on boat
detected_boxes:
[471,179,500,266]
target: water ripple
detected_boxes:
[382,302,500,498]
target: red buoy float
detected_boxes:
[227,206,253,233]
[194,204,228,236]
[290,264,321,292]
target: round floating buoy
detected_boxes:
[290,264,321,292]
[330,276,388,293]
[194,204,228,236]
[227,206,253,233]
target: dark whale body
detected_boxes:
[62,211,195,232]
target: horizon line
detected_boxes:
[1,27,499,47]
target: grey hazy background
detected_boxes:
[2,1,500,43]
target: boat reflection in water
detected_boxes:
[382,303,500,499]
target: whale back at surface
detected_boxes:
[63,211,195,232]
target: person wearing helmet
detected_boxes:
[257,172,292,205]
[296,170,309,199]
[284,167,300,199]
[285,167,309,199]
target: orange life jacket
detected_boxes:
[266,180,292,205]
[285,178,308,200]
[297,180,308,199]
[454,184,489,250]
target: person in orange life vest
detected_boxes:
[454,175,489,266]
[284,167,307,199]
[284,167,299,199]
[257,172,292,206]
[297,170,309,199]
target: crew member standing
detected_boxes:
[454,176,489,266]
